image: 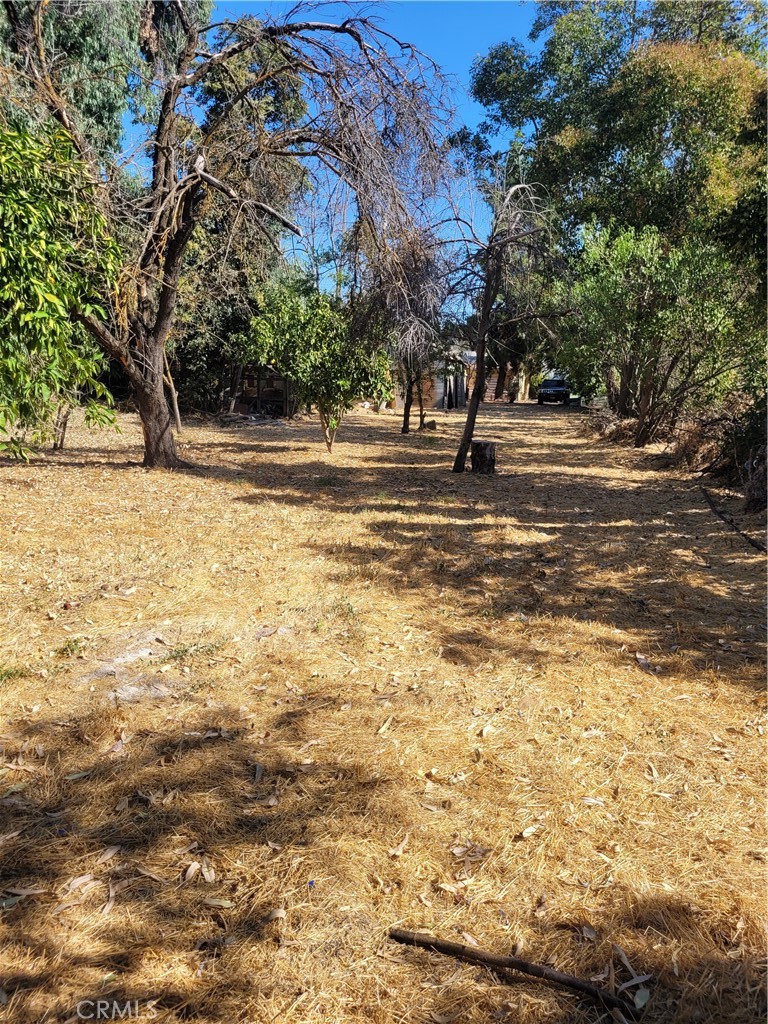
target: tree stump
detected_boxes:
[470,440,496,474]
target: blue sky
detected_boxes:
[213,1,538,132]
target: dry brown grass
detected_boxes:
[0,403,765,1024]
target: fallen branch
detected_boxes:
[700,487,766,553]
[389,928,639,1018]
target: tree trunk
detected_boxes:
[470,440,496,473]
[136,382,180,468]
[52,404,71,450]
[318,406,338,453]
[401,371,414,434]
[494,361,508,400]
[453,345,487,472]
[453,250,500,473]
[633,375,654,447]
[228,363,243,414]
[617,360,635,418]
[163,350,182,433]
[416,372,426,429]
[745,445,767,512]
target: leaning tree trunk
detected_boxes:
[453,251,501,473]
[136,380,179,468]
[163,350,182,434]
[453,351,487,472]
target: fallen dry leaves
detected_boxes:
[0,404,764,1024]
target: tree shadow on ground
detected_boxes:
[221,409,764,692]
[1,696,764,1024]
[0,698,407,1022]
[394,889,766,1024]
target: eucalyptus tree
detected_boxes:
[2,1,448,467]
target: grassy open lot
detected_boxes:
[0,404,764,1024]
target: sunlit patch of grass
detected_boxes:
[164,640,226,662]
[418,433,441,448]
[57,636,90,658]
[0,664,28,685]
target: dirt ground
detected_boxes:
[0,403,765,1024]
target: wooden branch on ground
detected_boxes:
[700,486,766,553]
[389,928,639,1018]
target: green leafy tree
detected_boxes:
[471,0,766,466]
[0,124,120,457]
[470,1,765,241]
[556,224,763,445]
[252,286,392,452]
[0,1,145,157]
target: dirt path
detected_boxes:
[0,404,764,1024]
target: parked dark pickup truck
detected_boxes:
[537,378,571,405]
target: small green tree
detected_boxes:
[252,287,392,452]
[0,124,120,457]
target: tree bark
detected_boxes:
[453,250,501,472]
[471,440,496,473]
[617,360,635,418]
[604,367,619,412]
[453,341,487,472]
[136,382,179,468]
[318,406,338,453]
[163,350,182,433]
[416,371,426,429]
[401,371,414,434]
[494,361,508,400]
[633,373,655,446]
[52,404,71,451]
[228,363,243,414]
[744,446,767,514]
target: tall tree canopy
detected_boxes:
[470,0,766,240]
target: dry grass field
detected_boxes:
[0,403,765,1024]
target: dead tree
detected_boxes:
[452,183,550,473]
[384,231,447,434]
[4,2,448,467]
